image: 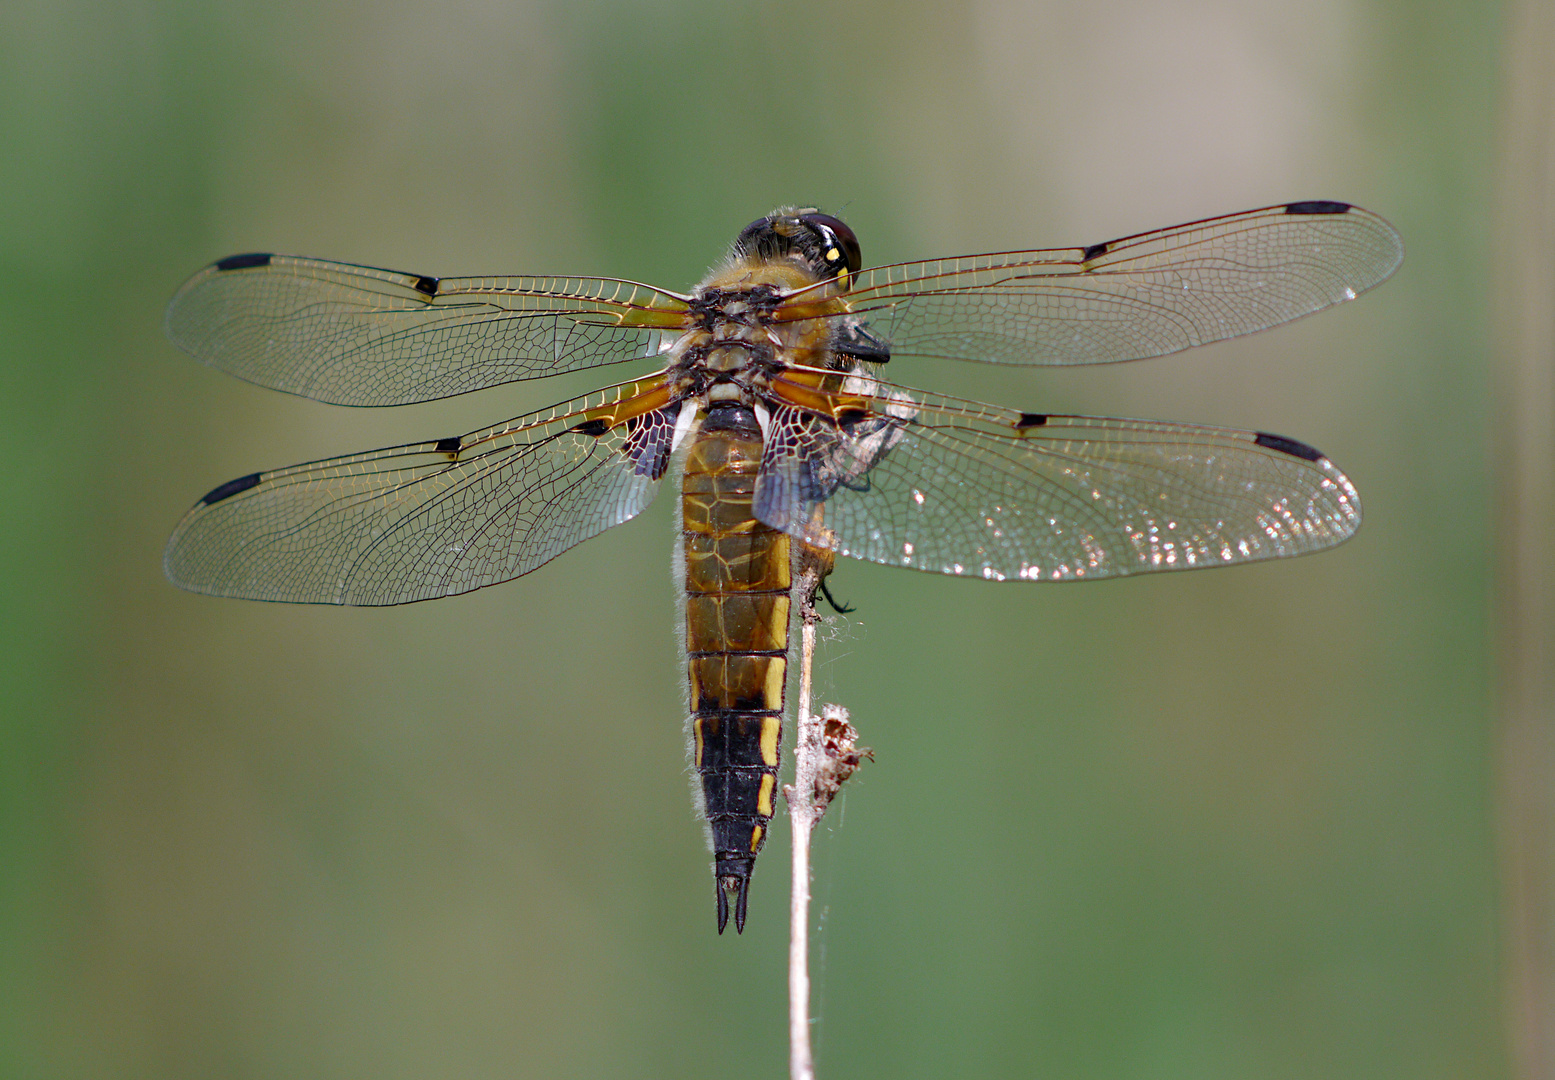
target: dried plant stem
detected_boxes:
[788,605,820,1080]
[787,560,870,1080]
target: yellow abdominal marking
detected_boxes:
[763,658,786,710]
[766,597,790,651]
[759,716,781,767]
[757,774,776,818]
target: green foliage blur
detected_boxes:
[0,1,1503,1077]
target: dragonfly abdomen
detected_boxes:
[681,403,792,934]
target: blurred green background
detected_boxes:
[0,1,1507,1077]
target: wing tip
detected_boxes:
[1253,432,1364,543]
[1281,200,1405,282]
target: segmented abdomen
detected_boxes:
[681,404,790,934]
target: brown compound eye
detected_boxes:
[735,215,776,255]
[800,212,862,285]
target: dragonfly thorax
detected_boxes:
[671,281,844,401]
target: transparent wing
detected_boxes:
[755,371,1360,581]
[165,254,690,406]
[783,201,1402,366]
[164,376,682,604]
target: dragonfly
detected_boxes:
[163,201,1402,932]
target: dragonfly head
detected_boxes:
[734,208,862,290]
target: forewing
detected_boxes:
[166,254,689,406]
[755,373,1360,581]
[787,202,1401,366]
[165,378,682,604]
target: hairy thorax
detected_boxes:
[665,259,849,407]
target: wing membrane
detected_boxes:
[755,372,1360,581]
[784,202,1401,367]
[164,377,681,604]
[166,255,689,406]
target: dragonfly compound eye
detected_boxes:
[799,212,862,284]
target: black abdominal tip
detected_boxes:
[715,870,752,934]
[734,875,750,934]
